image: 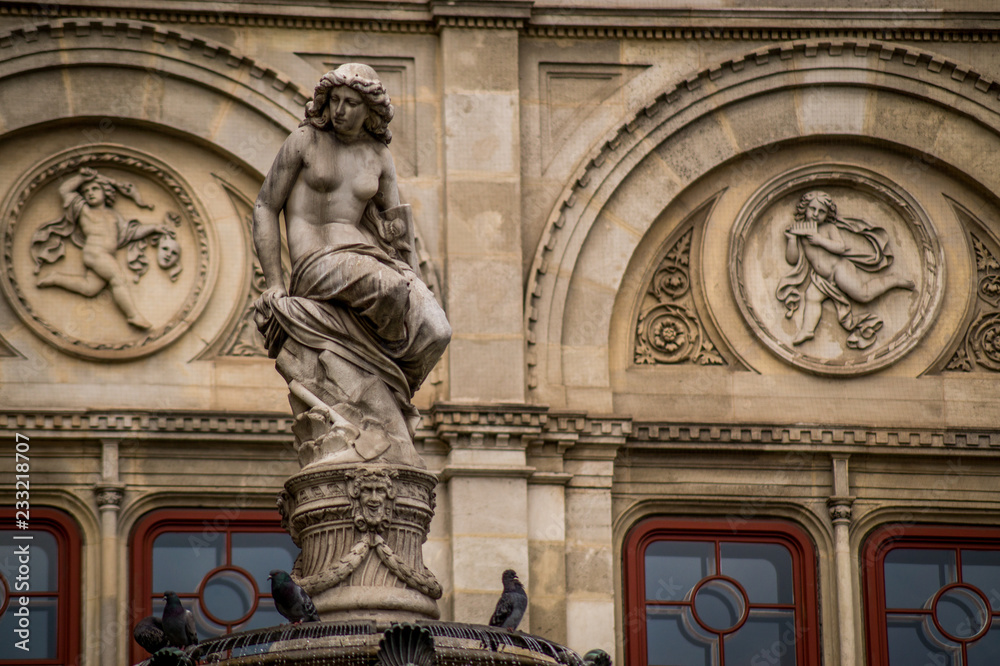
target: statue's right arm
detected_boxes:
[58,170,91,209]
[785,230,800,265]
[253,130,305,297]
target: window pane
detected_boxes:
[0,596,58,659]
[237,597,287,631]
[884,549,956,609]
[721,542,794,604]
[645,541,715,602]
[967,626,1000,666]
[152,532,223,593]
[723,610,796,666]
[0,531,58,591]
[962,550,1000,612]
[886,615,958,666]
[231,532,298,591]
[694,578,745,633]
[202,570,255,623]
[646,607,713,666]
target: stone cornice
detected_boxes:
[1,3,998,39]
[4,408,995,456]
[629,423,1000,454]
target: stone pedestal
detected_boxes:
[278,462,442,621]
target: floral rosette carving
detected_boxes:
[636,304,700,364]
[945,233,1000,373]
[969,313,1000,371]
[635,227,725,366]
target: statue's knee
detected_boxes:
[429,316,452,347]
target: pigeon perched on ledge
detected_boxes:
[133,615,168,655]
[162,591,198,647]
[269,569,321,624]
[489,569,528,631]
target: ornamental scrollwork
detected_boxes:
[635,227,725,366]
[946,234,1000,373]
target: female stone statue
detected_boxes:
[253,63,450,468]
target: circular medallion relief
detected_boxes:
[0,148,214,360]
[731,165,944,375]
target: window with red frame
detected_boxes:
[624,518,820,666]
[129,509,298,664]
[0,508,81,665]
[864,524,1000,665]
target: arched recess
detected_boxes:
[525,39,1000,424]
[0,19,305,167]
[0,20,308,410]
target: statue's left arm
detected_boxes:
[374,147,420,275]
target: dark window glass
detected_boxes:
[864,526,1000,666]
[626,519,819,666]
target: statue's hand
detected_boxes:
[261,285,287,303]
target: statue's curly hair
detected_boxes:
[794,190,837,222]
[301,63,394,145]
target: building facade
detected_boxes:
[0,1,999,665]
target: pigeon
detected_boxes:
[488,569,528,631]
[133,614,168,655]
[161,591,198,647]
[583,649,612,666]
[269,569,320,624]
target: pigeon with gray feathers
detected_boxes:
[269,569,320,624]
[161,591,198,647]
[488,569,528,631]
[133,614,168,655]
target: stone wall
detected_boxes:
[1,2,999,665]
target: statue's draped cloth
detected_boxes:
[254,226,449,465]
[776,216,893,349]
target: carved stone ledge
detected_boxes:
[629,423,1000,452]
[0,410,294,442]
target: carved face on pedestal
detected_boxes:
[359,480,390,524]
[348,469,397,533]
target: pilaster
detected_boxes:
[436,1,529,401]
[828,455,857,666]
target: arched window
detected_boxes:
[0,508,81,665]
[624,518,820,666]
[863,524,1000,665]
[128,509,298,664]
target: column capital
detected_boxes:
[827,496,855,526]
[94,484,124,509]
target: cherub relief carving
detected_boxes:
[776,190,915,350]
[30,167,181,329]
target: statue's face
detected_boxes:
[359,481,390,523]
[81,181,106,207]
[329,86,367,137]
[157,237,180,269]
[805,199,829,225]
